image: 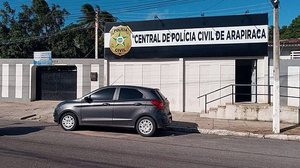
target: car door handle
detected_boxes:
[134,103,142,106]
[102,103,110,106]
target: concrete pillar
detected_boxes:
[179,58,185,112]
[104,59,110,86]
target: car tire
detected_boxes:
[60,112,78,131]
[136,116,156,137]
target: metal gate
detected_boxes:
[36,66,77,100]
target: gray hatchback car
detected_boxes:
[53,85,172,136]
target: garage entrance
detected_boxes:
[36,66,77,100]
[235,59,257,102]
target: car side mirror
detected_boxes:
[84,96,92,103]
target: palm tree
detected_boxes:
[78,3,116,57]
[79,3,96,25]
[79,3,116,26]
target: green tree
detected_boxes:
[269,26,273,42]
[31,0,69,35]
[46,3,116,58]
[62,3,116,58]
[0,1,115,58]
[0,0,69,58]
[0,1,16,40]
[279,25,288,40]
[280,16,300,39]
[79,3,97,24]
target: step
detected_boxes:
[204,103,300,124]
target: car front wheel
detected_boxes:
[136,117,156,137]
[60,113,78,131]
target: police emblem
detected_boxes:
[109,25,132,56]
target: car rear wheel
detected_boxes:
[60,113,78,131]
[136,117,156,137]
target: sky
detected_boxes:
[2,0,300,27]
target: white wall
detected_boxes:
[109,58,270,113]
[185,60,235,112]
[109,59,236,113]
[1,64,9,98]
[288,66,300,106]
[90,64,100,92]
[109,60,181,112]
[0,59,105,101]
[256,57,270,103]
[15,64,23,98]
[75,64,83,98]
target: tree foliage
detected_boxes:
[3,0,299,58]
[269,15,300,41]
[0,0,115,58]
[280,16,300,40]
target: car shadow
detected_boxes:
[78,126,137,135]
[166,120,199,132]
[77,121,199,137]
[0,126,45,136]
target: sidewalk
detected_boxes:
[1,101,300,141]
[0,101,57,122]
[170,112,300,141]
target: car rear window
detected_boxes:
[119,88,144,100]
[150,89,166,101]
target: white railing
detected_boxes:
[290,51,300,59]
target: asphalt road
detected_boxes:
[0,119,300,168]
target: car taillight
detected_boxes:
[151,99,164,109]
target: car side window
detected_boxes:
[119,88,144,101]
[90,88,115,101]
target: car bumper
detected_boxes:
[156,112,172,128]
[53,110,59,123]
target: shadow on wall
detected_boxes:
[0,126,45,136]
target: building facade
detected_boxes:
[1,14,300,115]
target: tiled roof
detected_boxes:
[269,38,300,47]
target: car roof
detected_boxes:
[80,85,160,99]
[104,85,157,90]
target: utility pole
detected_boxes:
[95,7,99,59]
[271,0,280,134]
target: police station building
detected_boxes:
[103,13,269,113]
[1,13,280,114]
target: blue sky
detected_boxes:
[3,0,300,27]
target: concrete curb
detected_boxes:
[168,126,300,142]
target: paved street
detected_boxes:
[1,119,300,168]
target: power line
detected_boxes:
[0,23,92,45]
[65,2,270,19]
[2,0,272,24]
[1,0,273,45]
[64,0,198,16]
[109,0,197,13]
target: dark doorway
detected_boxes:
[235,60,256,102]
[36,66,77,100]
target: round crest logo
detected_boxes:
[109,25,132,56]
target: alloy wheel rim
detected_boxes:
[138,119,153,135]
[62,115,75,129]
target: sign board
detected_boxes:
[33,51,52,65]
[104,14,268,59]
